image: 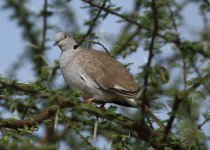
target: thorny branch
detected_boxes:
[1,69,209,149]
[197,116,210,129]
[161,73,210,142]
[77,38,110,55]
[3,0,48,76]
[82,0,210,57]
[113,27,141,57]
[78,0,107,46]
[40,0,48,53]
[161,95,181,143]
[0,77,186,149]
[141,0,158,124]
[112,0,142,56]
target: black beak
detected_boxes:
[53,41,58,46]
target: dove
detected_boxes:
[54,32,139,107]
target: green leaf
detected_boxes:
[154,64,170,84]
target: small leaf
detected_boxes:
[154,64,170,84]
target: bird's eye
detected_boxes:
[64,35,67,39]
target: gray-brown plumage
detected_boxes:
[54,32,139,107]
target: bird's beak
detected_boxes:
[53,41,59,46]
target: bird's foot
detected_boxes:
[100,103,105,109]
[83,97,95,103]
[99,103,106,111]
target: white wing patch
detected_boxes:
[114,84,128,91]
[125,98,137,107]
[80,70,99,89]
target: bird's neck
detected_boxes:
[59,48,78,71]
[59,38,78,52]
[59,44,77,52]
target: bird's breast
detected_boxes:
[59,52,107,100]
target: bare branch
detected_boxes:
[161,74,210,142]
[78,0,107,46]
[141,0,159,125]
[40,0,48,53]
[197,116,210,129]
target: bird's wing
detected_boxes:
[76,47,139,98]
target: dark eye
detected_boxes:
[64,35,67,39]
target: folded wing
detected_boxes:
[77,47,139,98]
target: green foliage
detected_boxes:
[152,64,170,84]
[1,0,210,149]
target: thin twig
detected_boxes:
[74,127,95,148]
[161,73,210,142]
[77,38,110,55]
[167,1,178,33]
[82,0,210,57]
[113,27,141,56]
[161,95,181,142]
[197,116,210,129]
[40,0,48,53]
[191,61,210,93]
[141,0,158,124]
[47,64,60,82]
[78,0,107,46]
[112,1,142,56]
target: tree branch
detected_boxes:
[1,107,56,130]
[40,0,48,53]
[82,0,210,57]
[197,116,210,129]
[161,73,210,142]
[141,0,158,124]
[0,76,186,149]
[78,0,107,46]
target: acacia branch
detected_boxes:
[1,107,56,130]
[77,38,110,55]
[82,0,143,27]
[3,0,48,76]
[112,27,141,57]
[161,95,181,142]
[197,116,210,129]
[112,0,142,56]
[141,0,158,124]
[82,0,210,57]
[161,74,210,142]
[78,0,107,46]
[0,77,185,149]
[40,0,48,53]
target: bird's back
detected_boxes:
[75,47,139,97]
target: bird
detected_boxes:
[54,32,139,107]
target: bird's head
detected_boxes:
[54,32,78,51]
